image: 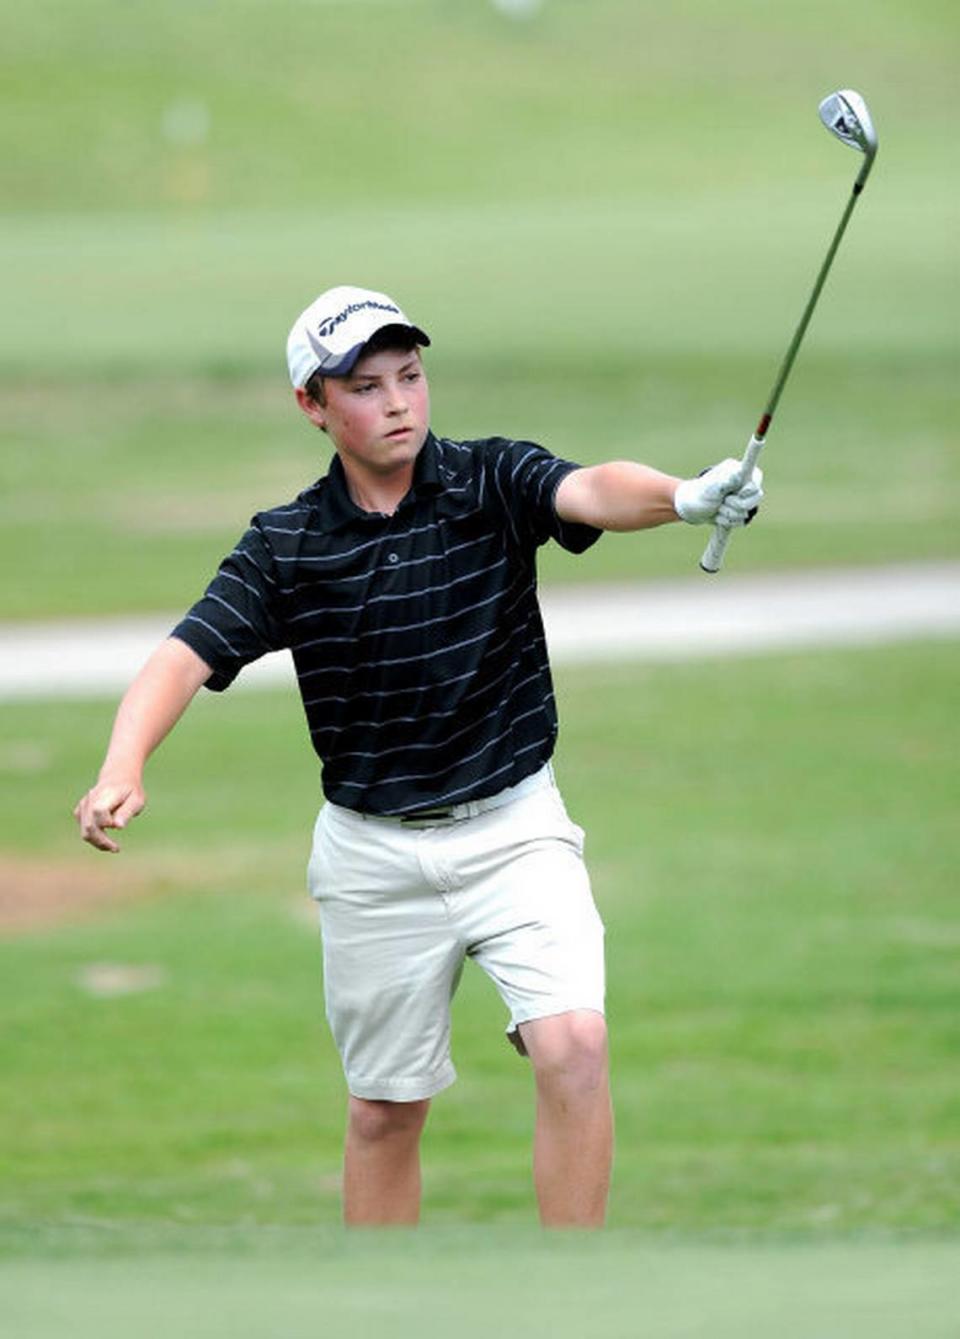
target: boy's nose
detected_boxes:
[385,383,407,413]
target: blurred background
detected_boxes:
[2,1,958,1332]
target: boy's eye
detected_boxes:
[352,383,376,394]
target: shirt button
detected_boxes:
[388,552,399,564]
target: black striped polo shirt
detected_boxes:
[171,431,601,814]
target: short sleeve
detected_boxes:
[480,438,602,554]
[170,517,287,691]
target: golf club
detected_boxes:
[700,89,878,574]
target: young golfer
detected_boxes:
[75,285,762,1227]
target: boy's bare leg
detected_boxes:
[343,1096,431,1225]
[519,1011,613,1228]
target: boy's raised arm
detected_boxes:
[555,462,681,531]
[74,637,213,853]
[554,459,763,532]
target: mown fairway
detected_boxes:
[3,643,958,1234]
[2,643,959,1329]
[3,1234,959,1339]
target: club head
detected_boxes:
[818,89,877,159]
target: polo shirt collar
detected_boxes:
[310,430,444,533]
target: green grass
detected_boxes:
[2,0,958,614]
[2,1233,959,1339]
[2,642,958,1241]
[5,0,956,215]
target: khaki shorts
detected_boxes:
[307,765,605,1101]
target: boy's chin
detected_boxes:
[384,431,426,459]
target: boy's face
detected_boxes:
[296,346,430,482]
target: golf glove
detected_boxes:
[674,458,764,527]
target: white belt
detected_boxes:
[358,762,554,829]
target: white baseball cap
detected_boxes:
[286,285,431,388]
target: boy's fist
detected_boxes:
[674,459,764,526]
[74,779,146,853]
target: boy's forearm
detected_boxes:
[554,462,681,532]
[77,638,212,853]
[99,638,211,780]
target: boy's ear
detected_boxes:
[295,387,327,432]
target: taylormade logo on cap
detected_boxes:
[315,299,400,340]
[286,285,431,388]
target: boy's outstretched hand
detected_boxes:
[673,458,764,526]
[74,777,146,853]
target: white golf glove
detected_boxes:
[674,458,764,527]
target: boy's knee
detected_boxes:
[522,1010,609,1092]
[348,1096,430,1144]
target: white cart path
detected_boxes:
[1,562,958,701]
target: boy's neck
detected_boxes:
[340,458,415,517]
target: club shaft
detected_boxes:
[757,178,867,437]
[701,150,875,575]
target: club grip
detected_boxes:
[700,524,734,574]
[699,434,765,574]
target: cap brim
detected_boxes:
[306,323,431,378]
